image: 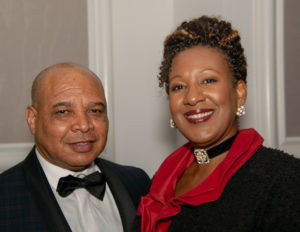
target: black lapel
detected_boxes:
[22,147,72,232]
[96,158,137,232]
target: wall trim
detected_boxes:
[275,0,300,157]
[87,0,115,160]
[0,143,33,172]
[252,0,277,147]
[279,138,300,158]
[0,0,115,172]
[276,0,286,146]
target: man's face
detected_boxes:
[26,67,108,171]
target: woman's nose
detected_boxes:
[183,86,205,106]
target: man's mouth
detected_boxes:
[69,140,95,153]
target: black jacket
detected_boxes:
[0,147,150,232]
[168,146,300,232]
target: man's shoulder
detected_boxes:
[0,160,33,210]
[96,158,150,208]
[0,148,39,199]
[0,148,35,184]
[0,161,25,184]
[96,158,149,178]
[0,159,48,231]
[0,161,30,201]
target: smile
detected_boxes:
[184,109,214,124]
[69,140,95,153]
[76,142,89,145]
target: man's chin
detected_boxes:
[60,155,98,171]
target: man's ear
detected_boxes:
[26,106,38,135]
[236,80,247,107]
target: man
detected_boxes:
[0,63,150,232]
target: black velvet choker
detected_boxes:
[193,132,238,165]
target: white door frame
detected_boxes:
[275,0,300,157]
[87,0,115,160]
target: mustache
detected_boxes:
[66,133,97,143]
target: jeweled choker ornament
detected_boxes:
[193,133,238,165]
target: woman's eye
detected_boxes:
[171,84,184,92]
[203,78,217,84]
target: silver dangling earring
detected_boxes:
[236,105,246,117]
[169,118,176,128]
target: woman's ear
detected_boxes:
[26,106,38,135]
[236,80,247,107]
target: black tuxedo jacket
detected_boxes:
[0,147,150,232]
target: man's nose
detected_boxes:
[71,113,93,133]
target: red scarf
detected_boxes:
[137,128,263,232]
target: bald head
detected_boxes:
[31,62,102,107]
[26,62,108,171]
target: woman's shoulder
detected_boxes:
[249,146,300,230]
[247,146,300,184]
[254,146,300,166]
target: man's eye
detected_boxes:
[56,110,68,114]
[90,109,103,113]
[203,78,217,84]
[171,84,184,92]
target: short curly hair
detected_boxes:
[158,16,247,94]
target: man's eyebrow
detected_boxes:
[89,102,106,108]
[52,102,72,108]
[52,101,106,108]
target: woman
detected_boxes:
[137,16,300,231]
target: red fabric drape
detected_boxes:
[137,129,263,232]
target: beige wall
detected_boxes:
[0,0,88,143]
[1,0,299,173]
[285,0,300,137]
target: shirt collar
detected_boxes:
[35,148,100,189]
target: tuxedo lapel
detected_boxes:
[96,158,137,232]
[23,148,72,232]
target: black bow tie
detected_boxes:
[57,171,106,200]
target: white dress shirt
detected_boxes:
[36,150,123,232]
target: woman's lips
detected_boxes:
[184,109,214,124]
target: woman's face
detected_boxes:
[169,46,246,149]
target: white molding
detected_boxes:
[279,137,300,158]
[276,0,286,146]
[252,0,277,147]
[275,0,300,157]
[87,0,115,160]
[279,138,300,158]
[0,143,33,172]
